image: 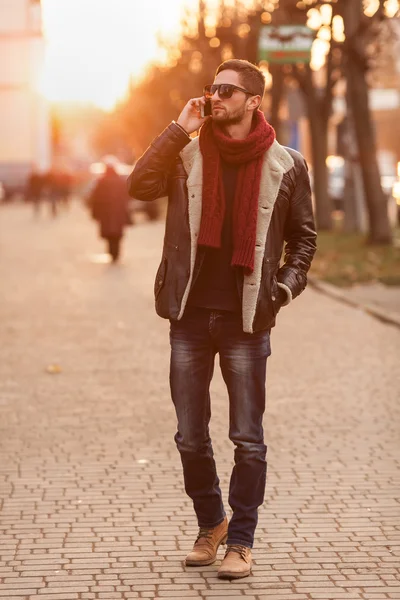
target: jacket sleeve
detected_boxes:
[277,158,317,302]
[127,122,191,201]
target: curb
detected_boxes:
[308,277,400,330]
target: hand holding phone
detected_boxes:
[177,97,210,134]
[200,100,212,119]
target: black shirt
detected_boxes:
[187,160,241,313]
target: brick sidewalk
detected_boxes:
[0,202,399,600]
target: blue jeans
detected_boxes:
[169,306,271,548]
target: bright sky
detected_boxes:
[41,0,198,109]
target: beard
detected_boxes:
[212,103,246,125]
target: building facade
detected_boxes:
[0,0,51,196]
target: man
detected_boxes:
[89,156,132,262]
[128,59,317,579]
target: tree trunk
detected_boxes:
[269,65,285,141]
[309,112,332,230]
[343,0,392,244]
[347,66,392,243]
[342,95,367,233]
[301,66,332,230]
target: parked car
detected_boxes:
[0,163,31,202]
[325,153,397,212]
[326,155,345,211]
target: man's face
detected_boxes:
[210,70,252,125]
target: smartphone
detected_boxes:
[200,100,212,118]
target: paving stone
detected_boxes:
[0,203,399,599]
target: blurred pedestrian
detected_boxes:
[128,59,317,578]
[89,156,132,262]
[58,169,73,210]
[44,168,64,217]
[26,169,44,215]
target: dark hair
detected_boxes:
[216,59,265,99]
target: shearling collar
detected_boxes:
[178,137,294,332]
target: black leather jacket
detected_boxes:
[128,122,317,333]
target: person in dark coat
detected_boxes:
[26,169,44,215]
[45,168,65,217]
[89,157,132,262]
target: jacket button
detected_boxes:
[272,295,276,301]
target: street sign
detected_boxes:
[258,25,314,64]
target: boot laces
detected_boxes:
[195,527,213,545]
[225,544,248,560]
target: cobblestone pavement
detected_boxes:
[1,202,399,600]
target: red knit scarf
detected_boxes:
[198,110,275,273]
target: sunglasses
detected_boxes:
[203,83,254,99]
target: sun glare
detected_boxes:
[41,0,197,110]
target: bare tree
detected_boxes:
[246,0,341,230]
[96,0,399,244]
[341,0,394,244]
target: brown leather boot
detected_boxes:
[218,544,252,579]
[185,517,228,566]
